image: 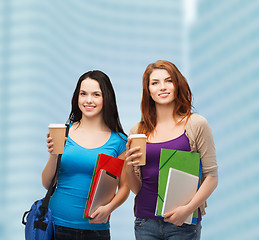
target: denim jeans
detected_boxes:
[55,225,110,240]
[134,218,201,240]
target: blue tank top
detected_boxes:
[49,128,127,230]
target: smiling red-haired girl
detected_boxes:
[125,60,218,240]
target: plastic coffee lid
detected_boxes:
[128,134,147,139]
[48,124,66,128]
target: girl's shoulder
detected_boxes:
[112,131,127,142]
[185,113,213,143]
[186,113,209,129]
[129,123,139,135]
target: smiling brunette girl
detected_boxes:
[42,70,129,240]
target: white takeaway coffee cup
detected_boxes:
[48,124,66,154]
[128,134,147,166]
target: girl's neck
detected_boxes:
[149,103,186,142]
[79,115,110,133]
[155,102,176,124]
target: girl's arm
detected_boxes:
[125,138,142,194]
[164,115,218,226]
[89,151,130,223]
[41,132,58,190]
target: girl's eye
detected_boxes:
[151,82,158,85]
[80,92,86,96]
[94,93,101,97]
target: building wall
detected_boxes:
[189,0,259,239]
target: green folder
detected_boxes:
[156,148,201,219]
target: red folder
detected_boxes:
[83,153,124,220]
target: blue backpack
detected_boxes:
[22,123,69,240]
[22,198,54,240]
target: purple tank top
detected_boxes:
[134,131,193,220]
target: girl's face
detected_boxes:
[148,69,175,105]
[78,78,103,119]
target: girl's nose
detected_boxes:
[86,95,93,103]
[160,82,166,90]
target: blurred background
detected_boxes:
[0,0,258,239]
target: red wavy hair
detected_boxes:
[137,60,193,138]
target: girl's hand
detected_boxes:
[88,205,111,224]
[46,132,55,154]
[163,205,192,226]
[125,138,142,172]
[46,132,67,155]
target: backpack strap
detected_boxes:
[40,123,70,213]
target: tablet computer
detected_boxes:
[88,169,119,222]
[161,168,199,224]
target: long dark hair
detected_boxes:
[69,70,127,137]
